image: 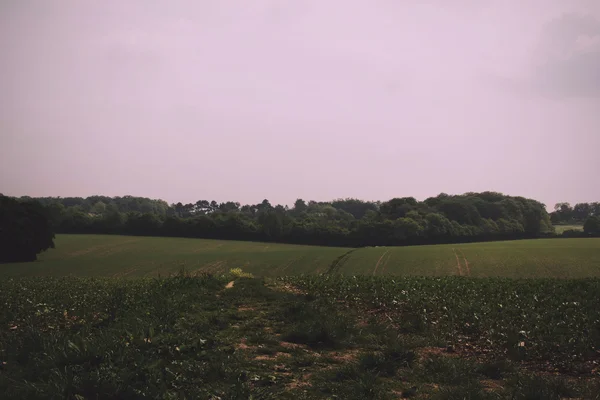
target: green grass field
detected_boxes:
[553,224,584,234]
[0,234,347,277]
[344,239,600,278]
[2,234,600,278]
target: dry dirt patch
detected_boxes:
[286,373,313,390]
[274,283,306,296]
[418,346,459,359]
[327,349,361,363]
[279,341,309,351]
[235,339,252,350]
[254,353,292,361]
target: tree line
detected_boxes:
[3,192,599,262]
[14,191,588,248]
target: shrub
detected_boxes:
[229,268,254,279]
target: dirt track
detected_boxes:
[372,249,391,276]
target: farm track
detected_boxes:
[458,249,471,276]
[452,248,464,276]
[372,249,391,276]
[325,248,359,274]
[380,252,392,275]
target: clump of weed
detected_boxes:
[383,342,417,367]
[421,356,479,385]
[255,346,279,356]
[507,374,581,400]
[314,363,387,400]
[583,380,600,400]
[280,302,354,349]
[433,382,493,400]
[246,331,279,347]
[282,319,349,349]
[208,314,230,330]
[359,345,416,377]
[343,370,383,400]
[290,354,318,368]
[229,268,254,279]
[475,359,515,380]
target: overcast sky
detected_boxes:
[1,0,599,207]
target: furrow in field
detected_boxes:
[379,252,392,275]
[457,249,471,276]
[326,248,359,274]
[373,249,391,276]
[452,248,463,276]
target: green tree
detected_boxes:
[99,211,126,232]
[393,217,424,242]
[90,201,107,215]
[0,196,55,262]
[218,201,241,213]
[553,202,573,223]
[573,203,592,221]
[584,216,600,236]
[331,198,377,219]
[380,197,417,219]
[425,213,452,238]
[258,209,283,238]
[293,199,308,213]
[437,199,481,225]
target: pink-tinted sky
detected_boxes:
[1,1,599,208]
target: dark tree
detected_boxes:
[331,198,377,219]
[293,199,308,214]
[573,203,592,221]
[0,196,55,263]
[584,216,600,236]
[218,201,241,213]
[380,198,417,220]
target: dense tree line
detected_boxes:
[0,196,55,262]
[13,192,571,247]
[30,195,171,217]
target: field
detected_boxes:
[1,274,599,399]
[0,234,348,278]
[2,234,600,398]
[554,224,584,234]
[343,239,600,278]
[2,234,600,278]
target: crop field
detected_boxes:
[2,235,600,398]
[0,234,348,278]
[343,239,600,278]
[2,234,600,278]
[1,273,599,399]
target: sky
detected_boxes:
[1,0,599,208]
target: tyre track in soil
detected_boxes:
[452,248,464,276]
[326,248,359,274]
[279,256,302,274]
[379,253,392,275]
[457,249,471,276]
[372,249,391,276]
